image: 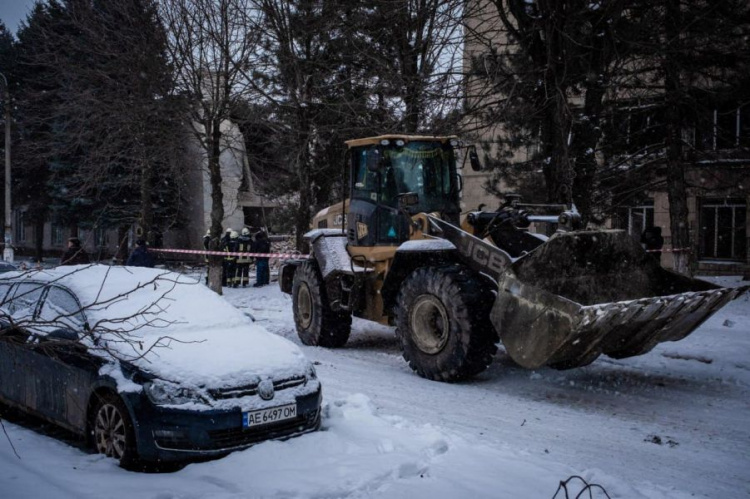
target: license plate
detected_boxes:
[243,404,297,428]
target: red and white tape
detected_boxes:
[152,246,690,258]
[151,248,310,260]
[645,248,692,253]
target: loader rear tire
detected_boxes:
[292,261,351,348]
[394,265,498,382]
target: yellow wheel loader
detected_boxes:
[279,135,748,382]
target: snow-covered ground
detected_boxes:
[2,275,749,498]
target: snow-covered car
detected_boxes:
[0,265,322,467]
[0,261,17,273]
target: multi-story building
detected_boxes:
[461,1,749,277]
[9,118,276,263]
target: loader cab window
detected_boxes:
[352,141,457,212]
[352,149,381,203]
[350,141,459,244]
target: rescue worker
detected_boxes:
[60,237,90,266]
[236,227,253,287]
[224,230,241,287]
[126,239,155,268]
[253,229,271,287]
[641,226,664,263]
[220,228,233,286]
[203,229,211,252]
[203,229,211,285]
[221,227,232,248]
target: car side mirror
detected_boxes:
[46,328,79,342]
[469,147,482,172]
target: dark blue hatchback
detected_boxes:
[0,266,322,468]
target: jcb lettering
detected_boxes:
[458,236,507,277]
[473,245,489,265]
[488,252,506,274]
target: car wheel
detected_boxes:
[394,265,498,382]
[292,261,351,347]
[91,393,137,467]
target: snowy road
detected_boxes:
[2,276,749,498]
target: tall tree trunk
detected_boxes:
[117,225,129,262]
[546,12,573,207]
[207,118,225,295]
[403,56,421,133]
[140,158,155,245]
[34,219,44,262]
[572,73,607,227]
[664,0,692,275]
[295,139,311,252]
[552,91,574,206]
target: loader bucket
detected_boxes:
[491,230,748,369]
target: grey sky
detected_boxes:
[1,0,36,35]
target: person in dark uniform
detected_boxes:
[126,239,155,267]
[236,227,253,287]
[253,230,271,287]
[641,226,664,263]
[220,228,233,287]
[202,229,211,285]
[60,237,90,266]
[224,230,240,287]
[203,229,211,252]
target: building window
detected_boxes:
[699,198,747,261]
[615,200,655,238]
[14,211,26,243]
[628,107,665,154]
[695,103,750,151]
[94,227,107,247]
[52,225,65,247]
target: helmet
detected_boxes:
[241,227,250,236]
[225,228,232,233]
[205,229,211,237]
[230,230,239,239]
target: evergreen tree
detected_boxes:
[14,0,186,255]
[0,22,15,230]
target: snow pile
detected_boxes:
[0,394,680,499]
[398,239,456,252]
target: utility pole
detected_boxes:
[0,73,12,263]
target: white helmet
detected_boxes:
[241,227,250,236]
[230,230,239,239]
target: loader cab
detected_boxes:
[346,136,461,247]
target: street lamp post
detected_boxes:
[0,72,12,263]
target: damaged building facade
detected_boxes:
[461,0,749,277]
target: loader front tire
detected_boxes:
[394,265,497,382]
[292,261,351,348]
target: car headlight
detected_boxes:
[144,380,205,406]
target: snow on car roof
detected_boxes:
[4,264,243,328]
[1,265,310,388]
